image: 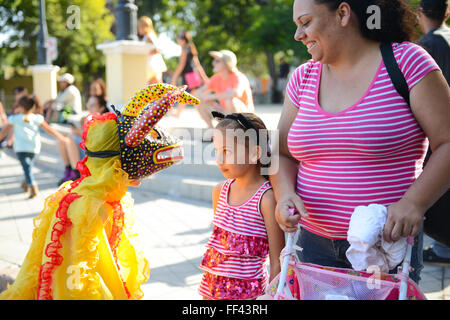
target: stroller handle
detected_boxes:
[275,231,296,299]
[275,208,298,299]
[398,236,414,300]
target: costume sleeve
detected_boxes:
[397,41,441,91]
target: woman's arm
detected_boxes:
[192,55,209,84]
[146,32,160,55]
[40,121,69,144]
[171,48,188,86]
[260,189,285,282]
[269,96,309,233]
[0,124,12,141]
[0,101,7,125]
[384,70,450,242]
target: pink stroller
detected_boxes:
[264,217,426,300]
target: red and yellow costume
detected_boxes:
[0,84,199,299]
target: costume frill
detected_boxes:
[0,113,150,300]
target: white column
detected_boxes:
[96,40,153,109]
[28,65,60,102]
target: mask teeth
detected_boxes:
[121,84,200,117]
[124,87,186,148]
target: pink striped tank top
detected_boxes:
[286,42,440,239]
[198,179,272,300]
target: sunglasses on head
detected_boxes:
[211,111,260,145]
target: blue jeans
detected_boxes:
[16,152,37,186]
[296,227,424,284]
[432,240,450,258]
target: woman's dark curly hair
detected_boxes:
[314,0,418,42]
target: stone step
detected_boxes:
[141,172,221,203]
[163,162,222,180]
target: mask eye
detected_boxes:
[148,129,160,139]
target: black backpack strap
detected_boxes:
[380,42,410,106]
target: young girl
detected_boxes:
[198,112,285,300]
[0,95,68,198]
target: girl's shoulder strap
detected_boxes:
[218,179,234,201]
[257,180,272,194]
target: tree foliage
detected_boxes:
[0,0,114,89]
[2,0,444,102]
[141,0,309,101]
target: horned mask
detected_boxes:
[111,84,200,179]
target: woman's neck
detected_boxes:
[325,36,380,76]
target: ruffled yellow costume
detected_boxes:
[0,84,199,300]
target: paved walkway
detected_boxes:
[0,103,449,300]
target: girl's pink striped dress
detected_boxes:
[286,42,440,240]
[199,179,272,300]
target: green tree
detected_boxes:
[0,0,114,92]
[151,0,308,102]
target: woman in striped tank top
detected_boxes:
[271,0,450,284]
[198,112,285,300]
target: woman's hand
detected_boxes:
[383,197,425,242]
[275,192,309,233]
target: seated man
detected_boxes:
[195,50,255,129]
[43,73,82,123]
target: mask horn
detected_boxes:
[125,86,186,148]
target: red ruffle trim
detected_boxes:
[107,201,131,299]
[209,225,269,258]
[37,193,81,300]
[36,194,132,300]
[80,112,117,150]
[108,201,124,263]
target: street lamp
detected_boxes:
[115,0,138,41]
[37,0,50,65]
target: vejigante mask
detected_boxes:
[87,84,200,179]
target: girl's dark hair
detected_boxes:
[91,78,107,100]
[215,113,271,175]
[91,95,108,114]
[314,0,417,42]
[18,95,42,112]
[178,31,199,56]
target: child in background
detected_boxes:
[0,95,68,198]
[57,95,109,185]
[198,112,284,300]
